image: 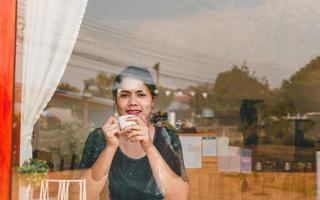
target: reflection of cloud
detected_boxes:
[64,0,320,89]
[132,0,320,87]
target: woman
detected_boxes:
[79,66,189,200]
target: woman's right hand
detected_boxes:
[102,115,121,150]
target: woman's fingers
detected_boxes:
[126,115,146,126]
[103,115,117,127]
[106,123,120,135]
[121,125,142,134]
[129,135,147,142]
[127,133,153,152]
[126,128,148,140]
[101,116,122,148]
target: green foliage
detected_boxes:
[240,99,263,125]
[18,158,49,174]
[212,65,269,118]
[60,119,90,157]
[256,88,295,119]
[281,56,320,113]
[18,158,48,186]
[36,108,91,170]
[263,119,294,145]
[84,73,116,99]
[57,82,80,93]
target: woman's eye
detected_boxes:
[137,93,146,97]
[119,94,129,98]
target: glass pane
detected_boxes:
[13,0,320,199]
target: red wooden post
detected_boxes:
[0,0,17,199]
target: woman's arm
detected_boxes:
[90,115,120,181]
[146,144,189,200]
[78,115,121,200]
[78,147,116,200]
[90,146,117,181]
[77,168,108,200]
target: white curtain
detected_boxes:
[20,0,88,165]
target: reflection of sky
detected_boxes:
[63,0,320,89]
[85,0,196,19]
[85,0,264,19]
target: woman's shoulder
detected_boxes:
[79,128,105,168]
[84,128,105,147]
[88,127,104,138]
[159,122,179,139]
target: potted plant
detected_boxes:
[18,158,49,199]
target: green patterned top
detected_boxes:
[79,126,188,200]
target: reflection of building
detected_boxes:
[52,89,114,127]
[33,89,114,171]
[167,90,191,112]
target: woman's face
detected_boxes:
[116,77,154,120]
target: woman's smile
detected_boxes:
[126,109,142,115]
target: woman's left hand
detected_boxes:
[122,116,153,152]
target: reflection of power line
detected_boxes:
[83,17,259,67]
[81,20,231,67]
[83,18,214,61]
[76,30,284,85]
[81,20,282,80]
[75,36,216,81]
[70,51,211,84]
[77,25,224,80]
[68,62,209,86]
[77,34,200,73]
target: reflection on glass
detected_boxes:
[12,0,320,199]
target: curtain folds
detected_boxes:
[20,0,88,165]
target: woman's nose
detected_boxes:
[128,96,138,105]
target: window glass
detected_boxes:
[13,0,320,199]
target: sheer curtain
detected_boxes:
[20,0,88,165]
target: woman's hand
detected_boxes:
[122,116,153,152]
[102,115,121,150]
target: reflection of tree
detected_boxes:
[35,110,90,170]
[57,82,80,93]
[257,57,320,146]
[281,56,320,113]
[212,65,269,119]
[60,119,90,169]
[84,73,116,99]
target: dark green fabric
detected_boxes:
[79,126,188,200]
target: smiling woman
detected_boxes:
[79,66,189,200]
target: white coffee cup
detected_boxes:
[118,115,137,129]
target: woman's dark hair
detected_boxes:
[112,66,157,99]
